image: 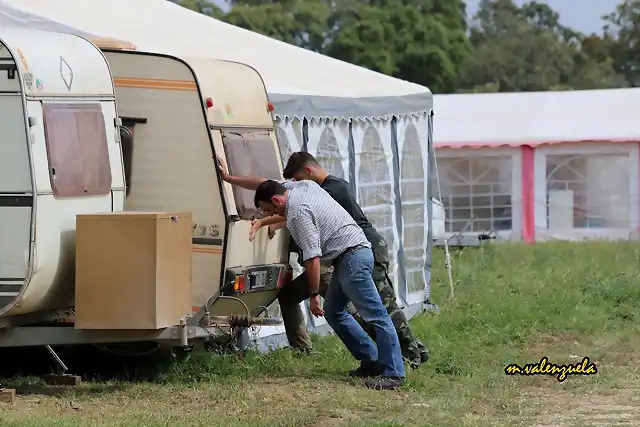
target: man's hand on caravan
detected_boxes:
[249,218,262,241]
[216,155,267,190]
[216,155,230,182]
[248,215,286,241]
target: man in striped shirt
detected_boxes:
[218,158,406,390]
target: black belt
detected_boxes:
[333,244,367,266]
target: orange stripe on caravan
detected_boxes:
[192,245,223,254]
[113,77,197,91]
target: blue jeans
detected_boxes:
[323,247,405,378]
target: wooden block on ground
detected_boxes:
[42,374,82,386]
[0,388,16,405]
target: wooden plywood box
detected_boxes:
[75,211,192,330]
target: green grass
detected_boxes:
[2,242,640,426]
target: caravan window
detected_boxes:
[222,130,282,219]
[42,103,112,197]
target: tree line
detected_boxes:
[174,0,640,94]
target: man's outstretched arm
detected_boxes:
[258,215,286,226]
[217,155,266,190]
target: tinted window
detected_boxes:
[222,130,281,219]
[42,103,112,197]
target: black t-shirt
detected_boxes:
[288,175,384,258]
[320,175,381,245]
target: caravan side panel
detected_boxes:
[186,58,289,273]
[103,51,228,311]
[0,28,119,318]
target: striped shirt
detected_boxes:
[280,179,370,264]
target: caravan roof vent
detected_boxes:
[88,37,138,51]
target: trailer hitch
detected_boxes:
[207,314,283,328]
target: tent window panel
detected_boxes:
[364,209,394,265]
[401,125,424,180]
[359,183,393,208]
[402,204,424,227]
[401,181,424,201]
[439,155,513,233]
[404,248,424,261]
[316,128,346,179]
[358,125,395,278]
[400,124,426,297]
[360,129,389,183]
[42,103,112,197]
[222,130,282,220]
[276,127,292,168]
[403,225,424,248]
[321,157,345,179]
[546,153,630,229]
[363,209,395,230]
[406,269,424,294]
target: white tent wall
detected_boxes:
[300,114,437,305]
[434,88,640,244]
[434,147,523,241]
[397,113,434,305]
[249,114,441,350]
[533,142,640,241]
[301,118,351,331]
[352,118,402,299]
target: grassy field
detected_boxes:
[1,242,640,426]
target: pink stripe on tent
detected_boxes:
[436,138,640,149]
[520,146,535,243]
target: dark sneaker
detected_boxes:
[363,376,405,390]
[348,361,380,378]
[408,351,430,370]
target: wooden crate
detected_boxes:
[75,211,192,330]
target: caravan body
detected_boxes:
[0,28,120,318]
[103,49,290,319]
[0,28,287,347]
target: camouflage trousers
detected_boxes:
[277,243,429,368]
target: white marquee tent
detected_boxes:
[0,0,444,348]
[433,89,640,243]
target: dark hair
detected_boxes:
[282,151,320,179]
[254,179,287,208]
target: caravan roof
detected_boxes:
[0,27,113,97]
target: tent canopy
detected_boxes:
[434,88,640,148]
[0,0,432,119]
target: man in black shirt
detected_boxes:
[253,152,429,371]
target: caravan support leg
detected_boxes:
[45,345,68,374]
[42,345,81,386]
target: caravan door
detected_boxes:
[0,42,32,311]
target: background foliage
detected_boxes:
[174,0,639,94]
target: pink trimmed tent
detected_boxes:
[432,88,640,242]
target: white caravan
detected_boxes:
[0,28,290,348]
